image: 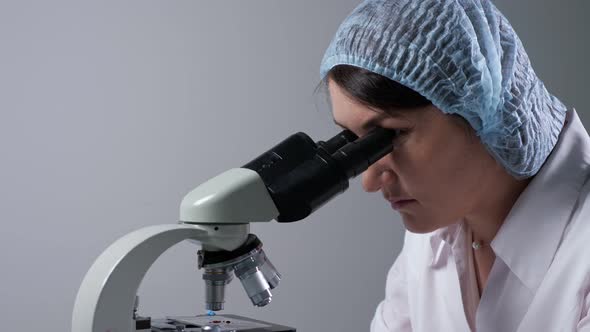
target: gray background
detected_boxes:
[0,1,587,331]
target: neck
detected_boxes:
[465,170,532,246]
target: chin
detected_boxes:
[401,214,439,234]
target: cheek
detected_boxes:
[397,135,484,210]
[395,148,480,232]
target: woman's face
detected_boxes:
[329,80,501,233]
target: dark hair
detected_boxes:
[325,64,475,138]
[326,65,431,112]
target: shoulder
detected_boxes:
[563,176,590,246]
[549,176,590,284]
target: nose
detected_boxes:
[361,155,396,192]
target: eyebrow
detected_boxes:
[333,113,393,132]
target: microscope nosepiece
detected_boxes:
[199,234,281,310]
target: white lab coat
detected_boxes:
[371,109,590,332]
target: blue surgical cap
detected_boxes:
[320,0,567,179]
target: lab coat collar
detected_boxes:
[490,108,590,291]
[429,109,590,291]
[429,221,462,267]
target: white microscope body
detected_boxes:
[72,168,279,332]
[72,127,397,332]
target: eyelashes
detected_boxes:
[391,128,410,147]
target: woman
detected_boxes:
[319,0,590,331]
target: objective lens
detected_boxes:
[258,250,281,289]
[202,267,233,311]
[232,248,280,307]
[236,267,272,307]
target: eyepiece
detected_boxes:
[317,129,358,154]
[331,128,398,178]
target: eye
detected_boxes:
[391,128,410,145]
[394,128,409,136]
[380,128,406,137]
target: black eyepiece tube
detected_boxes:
[331,128,398,178]
[316,129,358,154]
[242,127,398,223]
[268,127,397,222]
[242,132,318,185]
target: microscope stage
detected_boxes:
[150,314,295,332]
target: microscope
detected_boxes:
[72,127,398,332]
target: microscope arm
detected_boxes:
[72,167,282,332]
[72,223,250,332]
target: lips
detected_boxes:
[384,194,416,210]
[387,197,414,204]
[384,194,414,204]
[389,199,416,210]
